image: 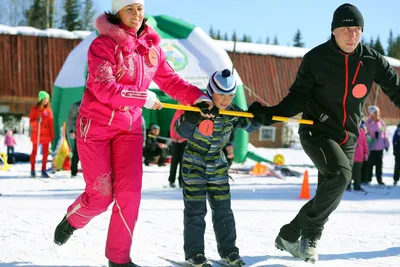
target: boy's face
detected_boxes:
[151,128,160,135]
[212,93,235,110]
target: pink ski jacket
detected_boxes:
[79,14,207,131]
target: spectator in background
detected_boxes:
[66,100,82,177]
[365,105,389,185]
[393,123,400,186]
[4,129,17,160]
[360,121,370,185]
[144,124,168,166]
[29,91,54,178]
[168,109,186,188]
[347,124,368,191]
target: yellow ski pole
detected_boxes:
[161,103,314,125]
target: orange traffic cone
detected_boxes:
[299,170,310,199]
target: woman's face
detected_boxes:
[42,97,49,105]
[117,4,144,31]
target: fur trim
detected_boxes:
[94,14,161,51]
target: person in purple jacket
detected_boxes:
[393,123,400,186]
[365,105,389,185]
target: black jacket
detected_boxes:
[271,38,400,146]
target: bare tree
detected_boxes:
[0,0,33,26]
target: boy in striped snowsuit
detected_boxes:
[175,69,263,267]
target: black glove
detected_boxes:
[196,102,219,116]
[248,101,274,125]
[185,102,219,124]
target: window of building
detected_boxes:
[259,126,276,141]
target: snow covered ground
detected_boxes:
[1,127,400,267]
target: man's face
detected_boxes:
[333,26,363,53]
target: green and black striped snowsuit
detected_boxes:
[175,104,260,260]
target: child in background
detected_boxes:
[347,124,368,191]
[175,69,263,266]
[4,129,17,159]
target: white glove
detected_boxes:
[144,90,158,109]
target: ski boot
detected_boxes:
[187,254,212,267]
[54,216,76,245]
[221,252,246,266]
[109,261,140,267]
[41,170,50,178]
[275,234,301,258]
[299,236,318,264]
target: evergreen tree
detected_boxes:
[273,35,279,45]
[374,36,385,55]
[293,29,304,47]
[26,0,47,29]
[369,37,374,48]
[61,0,82,31]
[216,30,221,40]
[265,36,270,44]
[223,32,229,41]
[209,26,216,39]
[361,37,367,45]
[390,36,400,60]
[387,30,394,57]
[231,30,237,42]
[81,0,95,30]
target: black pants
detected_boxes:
[367,150,384,183]
[349,162,362,190]
[7,146,14,157]
[279,133,354,241]
[183,177,238,259]
[144,147,168,165]
[360,160,369,184]
[71,142,80,176]
[168,142,186,185]
[394,156,400,182]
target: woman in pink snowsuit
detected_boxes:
[53,1,210,266]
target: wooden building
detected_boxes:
[1,31,399,147]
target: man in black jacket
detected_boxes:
[249,3,400,264]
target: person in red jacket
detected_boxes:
[29,90,54,178]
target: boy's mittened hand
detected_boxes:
[195,102,219,117]
[184,111,202,124]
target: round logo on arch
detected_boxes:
[352,84,367,98]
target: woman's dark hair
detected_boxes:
[37,100,48,108]
[105,11,148,36]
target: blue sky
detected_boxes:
[94,0,400,51]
